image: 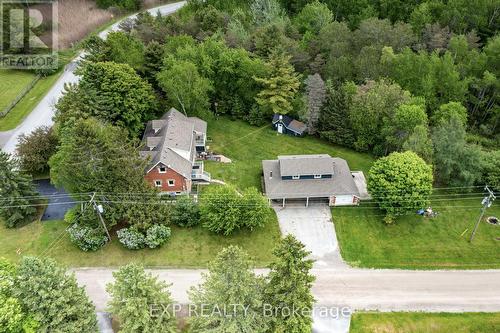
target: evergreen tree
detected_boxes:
[188,246,267,333]
[254,50,301,117]
[107,264,177,333]
[264,235,315,333]
[318,82,355,147]
[0,152,38,228]
[13,257,97,333]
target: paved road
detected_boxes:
[1,1,187,154]
[74,267,500,313]
[34,179,75,220]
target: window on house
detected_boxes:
[314,174,321,179]
[154,180,162,187]
[159,166,167,173]
[168,179,175,187]
[292,175,300,180]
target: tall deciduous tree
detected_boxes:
[264,235,315,333]
[349,79,411,154]
[402,125,433,163]
[16,126,58,175]
[13,257,97,332]
[254,50,301,117]
[432,115,482,187]
[304,73,326,134]
[107,264,177,333]
[294,0,333,35]
[0,152,38,228]
[368,151,433,218]
[157,60,212,116]
[188,246,267,333]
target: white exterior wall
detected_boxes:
[331,195,356,206]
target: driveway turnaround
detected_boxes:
[1,1,186,154]
[273,204,348,269]
[35,179,75,221]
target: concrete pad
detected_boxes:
[273,205,347,269]
[352,171,370,199]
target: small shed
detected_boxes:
[272,114,307,136]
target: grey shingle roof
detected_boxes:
[278,154,334,177]
[262,155,359,199]
[139,108,207,176]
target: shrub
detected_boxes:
[171,196,200,227]
[67,224,107,252]
[117,227,146,250]
[145,225,171,249]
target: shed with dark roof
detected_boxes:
[272,114,307,136]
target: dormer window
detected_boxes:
[159,166,167,173]
[314,174,321,179]
[292,175,300,180]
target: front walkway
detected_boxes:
[273,204,348,269]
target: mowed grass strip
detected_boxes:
[0,69,37,112]
[350,312,500,333]
[0,209,280,268]
[205,117,374,190]
[333,197,500,269]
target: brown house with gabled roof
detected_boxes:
[139,108,210,194]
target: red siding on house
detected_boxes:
[145,164,191,193]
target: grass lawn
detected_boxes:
[0,69,37,112]
[205,117,374,190]
[334,197,500,269]
[350,312,500,333]
[0,50,76,131]
[0,209,281,268]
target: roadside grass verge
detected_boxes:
[334,196,500,269]
[0,209,280,267]
[0,70,37,114]
[350,312,500,333]
[204,117,374,190]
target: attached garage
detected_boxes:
[262,154,361,207]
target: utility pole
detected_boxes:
[89,192,112,241]
[469,186,496,243]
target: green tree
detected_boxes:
[431,101,468,126]
[68,61,158,137]
[106,31,145,71]
[349,79,411,153]
[318,81,355,147]
[368,151,433,218]
[13,257,97,332]
[143,40,164,85]
[199,185,243,235]
[402,125,433,163]
[188,246,267,333]
[432,115,482,187]
[107,264,177,333]
[0,152,38,228]
[171,196,200,227]
[480,150,500,190]
[15,126,58,175]
[250,0,285,25]
[157,60,212,116]
[241,187,269,231]
[382,103,428,154]
[264,235,315,333]
[294,0,333,35]
[254,50,301,116]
